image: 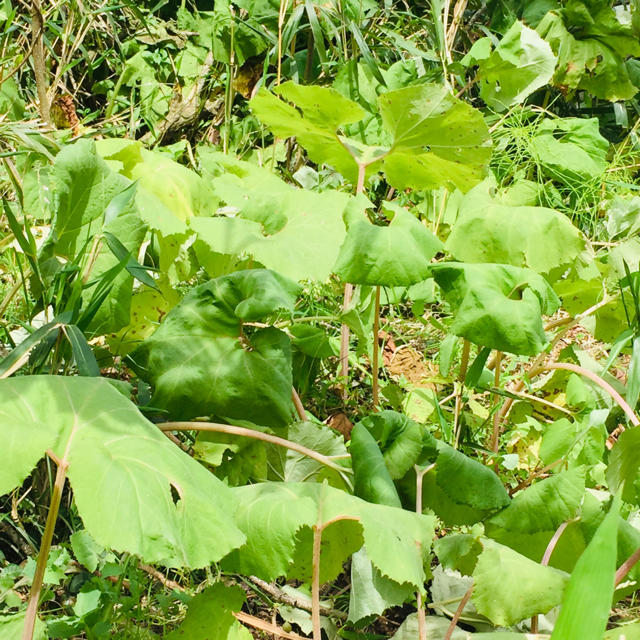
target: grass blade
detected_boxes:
[550,496,620,640]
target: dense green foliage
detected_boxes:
[2,0,640,638]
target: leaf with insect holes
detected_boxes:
[130,269,300,427]
[378,84,492,192]
[537,1,640,101]
[0,376,245,568]
[251,82,491,191]
[465,21,556,111]
[430,262,560,355]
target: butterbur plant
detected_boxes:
[4,1,640,637]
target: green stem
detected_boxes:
[372,285,381,409]
[22,455,68,640]
[311,523,323,640]
[415,463,435,640]
[31,0,50,124]
[339,162,367,402]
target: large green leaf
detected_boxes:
[348,547,414,622]
[468,21,557,111]
[445,179,584,275]
[0,611,46,640]
[224,481,435,590]
[487,468,585,534]
[551,497,620,640]
[250,82,368,183]
[251,82,491,191]
[378,84,492,192]
[166,584,251,640]
[472,540,568,626]
[434,442,511,512]
[431,262,560,355]
[351,422,402,507]
[537,1,640,101]
[0,376,244,568]
[357,410,424,479]
[44,139,149,334]
[50,139,131,257]
[335,204,442,286]
[284,421,350,490]
[130,269,300,427]
[97,139,216,235]
[530,117,609,182]
[412,439,511,526]
[191,151,366,282]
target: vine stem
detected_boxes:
[453,339,470,448]
[158,422,352,475]
[492,297,613,427]
[292,387,307,422]
[444,585,472,640]
[615,546,640,587]
[339,283,354,402]
[22,454,68,640]
[531,519,574,633]
[371,285,381,409]
[535,362,639,427]
[489,351,502,454]
[310,515,358,640]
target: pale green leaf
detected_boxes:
[476,21,557,111]
[250,83,366,183]
[166,584,252,640]
[472,540,568,626]
[530,117,609,182]
[445,179,584,275]
[0,376,245,568]
[379,84,492,192]
[335,204,442,286]
[431,262,560,355]
[191,153,365,282]
[0,611,46,640]
[348,547,414,622]
[226,482,435,590]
